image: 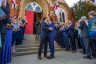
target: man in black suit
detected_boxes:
[38,17,49,60]
[68,22,76,52]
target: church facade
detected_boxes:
[10,0,73,34]
[10,0,72,22]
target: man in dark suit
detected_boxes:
[38,17,49,60]
[79,16,91,59]
[68,22,76,52]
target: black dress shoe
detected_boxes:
[83,56,92,59]
[44,55,47,57]
[92,56,96,59]
[92,54,96,58]
[38,56,42,60]
[44,56,48,58]
[47,56,54,59]
[72,50,76,53]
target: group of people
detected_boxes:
[11,16,27,53]
[0,2,27,64]
[0,1,96,64]
[76,11,96,59]
[37,17,77,60]
[37,11,96,60]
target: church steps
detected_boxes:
[16,44,61,52]
[14,35,63,56]
[14,48,63,56]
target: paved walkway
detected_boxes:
[12,51,96,64]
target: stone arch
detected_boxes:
[19,0,50,18]
[59,2,73,22]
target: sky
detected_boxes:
[0,0,3,7]
[65,0,79,7]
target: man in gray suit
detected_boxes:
[79,16,91,59]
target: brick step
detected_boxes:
[23,41,38,44]
[24,35,36,38]
[16,44,40,48]
[24,34,36,37]
[16,43,60,48]
[14,48,63,56]
[16,45,60,52]
[14,34,62,56]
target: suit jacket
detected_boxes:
[62,27,69,37]
[48,22,56,38]
[40,21,49,38]
[79,21,88,38]
[68,24,75,37]
[42,21,49,32]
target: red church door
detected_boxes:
[25,10,34,34]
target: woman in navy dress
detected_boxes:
[61,23,70,51]
[12,17,20,53]
[47,18,56,59]
[16,18,24,45]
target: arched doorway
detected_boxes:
[25,2,42,34]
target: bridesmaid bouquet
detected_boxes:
[7,23,13,29]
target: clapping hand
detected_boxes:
[7,23,13,28]
[49,27,53,31]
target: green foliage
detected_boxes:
[71,1,96,21]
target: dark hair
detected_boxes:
[50,18,53,21]
[42,17,47,21]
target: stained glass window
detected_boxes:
[26,4,33,10]
[35,6,42,13]
[26,2,42,13]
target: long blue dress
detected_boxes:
[1,28,13,64]
[62,27,70,50]
[16,20,25,45]
[18,27,24,44]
